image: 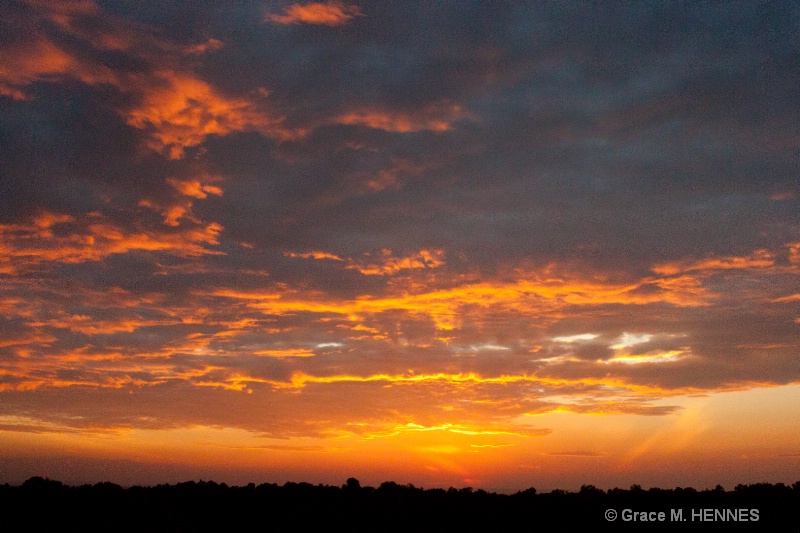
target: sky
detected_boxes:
[0,0,798,492]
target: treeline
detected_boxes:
[1,477,798,531]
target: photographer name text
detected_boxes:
[606,508,759,522]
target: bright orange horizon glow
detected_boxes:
[2,385,797,491]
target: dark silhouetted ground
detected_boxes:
[1,477,797,531]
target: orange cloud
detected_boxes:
[0,3,301,157]
[283,248,446,275]
[771,293,800,303]
[31,212,75,237]
[354,421,550,441]
[284,251,344,261]
[26,315,182,335]
[126,71,300,159]
[335,103,469,133]
[265,2,363,26]
[0,211,224,272]
[347,249,446,275]
[162,205,191,227]
[0,331,57,349]
[136,177,225,227]
[788,242,800,266]
[270,371,683,396]
[0,38,118,100]
[0,354,234,392]
[210,270,712,330]
[652,249,775,275]
[0,1,133,96]
[167,178,223,199]
[252,348,316,358]
[363,158,424,192]
[184,38,224,55]
[2,2,479,160]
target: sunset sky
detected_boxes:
[1,1,798,492]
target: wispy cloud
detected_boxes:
[542,451,604,457]
[334,104,469,133]
[284,251,344,261]
[265,2,363,26]
[346,249,446,275]
[652,250,775,275]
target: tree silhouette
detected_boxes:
[0,477,797,531]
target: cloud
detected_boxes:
[208,268,713,332]
[283,249,445,275]
[0,38,117,100]
[252,348,316,358]
[772,293,800,303]
[652,250,776,275]
[184,38,224,55]
[355,421,552,441]
[284,251,344,261]
[167,178,224,199]
[265,2,363,26]
[126,71,302,159]
[0,1,301,159]
[788,243,800,266]
[346,249,446,276]
[0,210,224,273]
[334,104,469,133]
[362,158,424,192]
[135,178,226,228]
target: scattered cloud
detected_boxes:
[126,71,300,159]
[346,249,446,275]
[0,1,301,159]
[184,38,224,55]
[334,104,469,133]
[284,251,345,261]
[652,250,775,275]
[0,210,224,273]
[265,2,363,26]
[167,178,224,199]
